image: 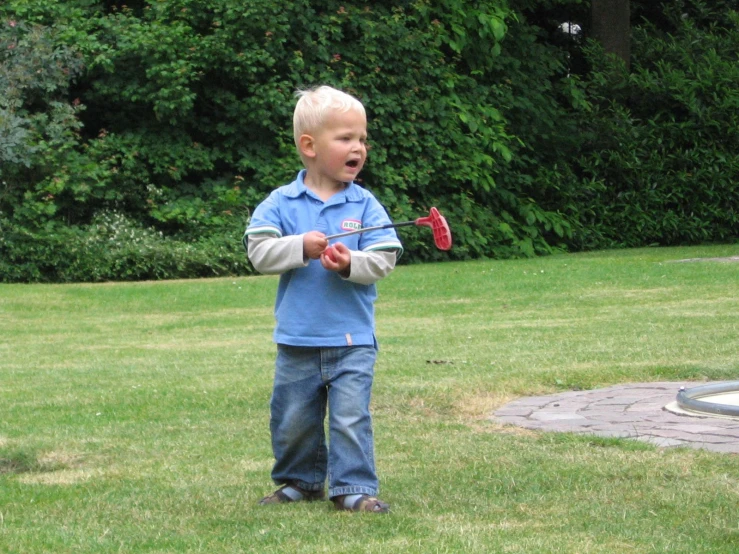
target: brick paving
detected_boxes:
[492,381,739,454]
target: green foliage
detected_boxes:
[0,0,737,282]
[0,211,250,283]
[571,4,739,248]
[478,5,584,256]
[0,18,86,224]
[2,0,535,282]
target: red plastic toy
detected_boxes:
[326,207,452,251]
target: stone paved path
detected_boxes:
[493,381,739,454]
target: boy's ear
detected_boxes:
[298,134,317,159]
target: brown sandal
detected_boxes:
[333,494,390,513]
[258,483,325,505]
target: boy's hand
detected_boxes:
[321,242,351,276]
[303,231,329,260]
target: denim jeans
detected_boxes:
[270,344,379,498]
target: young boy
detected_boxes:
[244,86,402,513]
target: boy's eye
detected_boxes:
[336,135,368,146]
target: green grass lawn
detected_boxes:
[1,245,738,553]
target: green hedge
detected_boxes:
[571,4,739,248]
[1,1,737,282]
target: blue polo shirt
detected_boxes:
[245,170,403,347]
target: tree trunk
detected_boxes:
[591,0,631,70]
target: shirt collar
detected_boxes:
[283,170,364,203]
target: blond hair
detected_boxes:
[293,86,366,149]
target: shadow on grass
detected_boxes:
[0,447,63,475]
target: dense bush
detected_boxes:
[3,0,536,282]
[0,211,250,282]
[0,0,737,283]
[0,19,85,223]
[570,3,739,248]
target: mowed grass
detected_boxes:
[1,245,738,553]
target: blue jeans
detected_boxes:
[270,344,379,498]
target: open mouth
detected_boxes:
[346,159,360,168]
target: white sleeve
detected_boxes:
[247,234,307,275]
[343,250,398,285]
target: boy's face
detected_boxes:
[306,108,368,185]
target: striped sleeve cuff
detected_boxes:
[244,225,282,237]
[242,226,282,253]
[363,240,404,258]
